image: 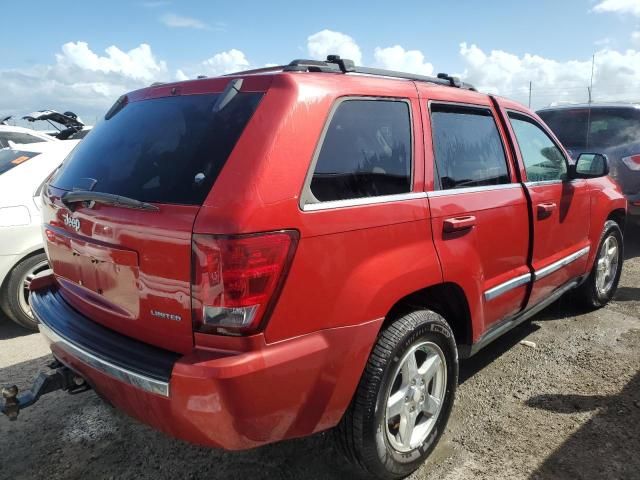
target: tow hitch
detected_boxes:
[1,361,89,420]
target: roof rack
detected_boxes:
[279,55,476,91]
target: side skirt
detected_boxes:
[458,277,582,359]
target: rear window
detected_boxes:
[538,107,640,151]
[309,99,412,203]
[51,92,263,205]
[0,132,46,148]
[0,149,39,176]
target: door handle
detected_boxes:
[537,202,557,217]
[443,215,476,233]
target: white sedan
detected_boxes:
[0,140,79,329]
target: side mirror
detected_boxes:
[569,153,609,179]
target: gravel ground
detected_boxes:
[1,227,638,480]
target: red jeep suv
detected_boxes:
[3,56,627,479]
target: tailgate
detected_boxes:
[39,83,266,354]
[43,186,197,354]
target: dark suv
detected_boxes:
[1,57,627,479]
[538,103,640,223]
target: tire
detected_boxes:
[1,252,49,330]
[335,310,458,480]
[576,220,624,309]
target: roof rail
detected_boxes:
[280,55,476,91]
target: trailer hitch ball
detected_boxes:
[2,385,20,421]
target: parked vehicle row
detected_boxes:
[0,56,627,479]
[538,103,640,224]
[0,141,79,328]
[0,109,90,327]
[0,110,91,148]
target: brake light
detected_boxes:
[622,154,640,171]
[191,231,298,335]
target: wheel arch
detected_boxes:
[607,208,627,231]
[382,282,473,347]
[0,247,47,293]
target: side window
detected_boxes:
[430,104,510,190]
[309,99,412,202]
[508,113,567,182]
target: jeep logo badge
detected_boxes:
[62,213,80,232]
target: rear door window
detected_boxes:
[51,92,263,205]
[430,104,510,190]
[308,99,412,203]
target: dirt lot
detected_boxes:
[1,228,638,480]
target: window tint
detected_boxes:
[508,113,567,182]
[52,92,263,205]
[538,107,640,151]
[0,132,45,148]
[309,99,412,202]
[430,105,510,190]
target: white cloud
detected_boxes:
[160,13,208,29]
[632,31,640,46]
[593,0,640,16]
[458,42,640,108]
[594,37,612,47]
[0,42,168,123]
[199,49,249,75]
[374,45,434,75]
[175,69,189,81]
[55,42,166,82]
[307,30,362,65]
[140,1,171,7]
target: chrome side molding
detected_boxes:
[534,246,591,281]
[484,273,532,301]
[484,246,591,301]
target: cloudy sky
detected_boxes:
[2,0,640,125]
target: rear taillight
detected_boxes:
[191,231,299,335]
[622,154,640,171]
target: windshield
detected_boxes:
[539,107,640,151]
[0,149,39,175]
[51,92,263,205]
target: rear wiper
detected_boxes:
[212,78,243,113]
[61,190,159,212]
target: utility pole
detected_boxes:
[586,53,596,149]
[588,54,595,104]
[528,81,532,108]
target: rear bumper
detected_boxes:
[32,286,381,450]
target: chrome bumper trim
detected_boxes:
[38,323,170,397]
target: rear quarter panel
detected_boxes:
[193,74,444,343]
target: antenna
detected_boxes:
[586,54,596,149]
